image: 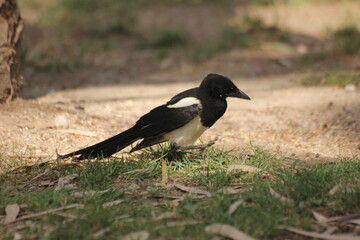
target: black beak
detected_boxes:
[226,88,251,100]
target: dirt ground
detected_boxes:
[1,73,359,163]
[1,1,360,164]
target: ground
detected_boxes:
[1,0,359,164]
[1,74,359,163]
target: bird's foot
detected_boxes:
[170,136,219,152]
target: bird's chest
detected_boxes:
[164,116,207,146]
[200,100,227,127]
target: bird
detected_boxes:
[58,73,250,160]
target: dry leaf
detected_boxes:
[329,184,341,196]
[349,219,360,225]
[5,203,83,224]
[312,211,329,224]
[72,189,110,198]
[55,174,77,191]
[124,169,151,175]
[227,200,244,215]
[155,220,198,230]
[326,212,360,223]
[218,187,238,194]
[153,211,176,221]
[4,204,20,224]
[174,183,211,197]
[205,223,256,240]
[13,232,22,240]
[119,230,149,240]
[269,187,293,204]
[226,164,262,173]
[52,212,77,219]
[102,199,123,208]
[285,226,360,240]
[329,183,357,196]
[93,227,111,239]
[38,180,52,187]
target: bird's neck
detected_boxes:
[199,94,227,128]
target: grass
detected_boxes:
[1,147,360,239]
[302,72,360,87]
[332,25,360,54]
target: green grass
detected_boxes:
[142,28,189,49]
[332,25,360,54]
[302,72,360,87]
[1,147,360,239]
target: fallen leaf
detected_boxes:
[326,212,360,223]
[284,226,360,240]
[93,227,111,239]
[55,174,77,191]
[205,223,256,240]
[329,183,357,196]
[119,230,149,240]
[4,204,20,224]
[124,169,151,175]
[218,187,238,194]
[174,183,211,197]
[38,180,52,187]
[329,184,341,196]
[72,189,110,198]
[13,232,22,240]
[155,220,199,230]
[226,164,262,173]
[227,200,244,215]
[269,187,293,204]
[102,199,123,208]
[5,203,83,224]
[312,211,329,224]
[153,211,177,221]
[52,212,77,219]
[349,219,360,225]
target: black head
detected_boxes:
[199,73,251,100]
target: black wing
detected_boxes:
[133,87,201,137]
[58,87,202,159]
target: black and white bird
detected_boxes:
[58,73,250,160]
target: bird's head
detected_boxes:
[200,73,251,100]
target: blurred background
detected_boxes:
[19,0,360,97]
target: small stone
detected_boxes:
[345,84,356,92]
[54,114,69,128]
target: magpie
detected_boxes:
[58,73,250,160]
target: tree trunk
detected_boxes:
[0,0,23,103]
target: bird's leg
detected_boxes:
[171,136,219,152]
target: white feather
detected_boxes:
[163,116,207,145]
[167,97,201,108]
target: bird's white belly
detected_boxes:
[164,116,207,146]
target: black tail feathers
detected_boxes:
[57,127,139,160]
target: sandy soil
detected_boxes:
[1,73,359,163]
[1,1,359,165]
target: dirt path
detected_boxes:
[1,73,359,163]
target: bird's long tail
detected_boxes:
[57,127,139,160]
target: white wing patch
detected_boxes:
[167,97,201,108]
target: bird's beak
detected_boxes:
[226,88,251,100]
